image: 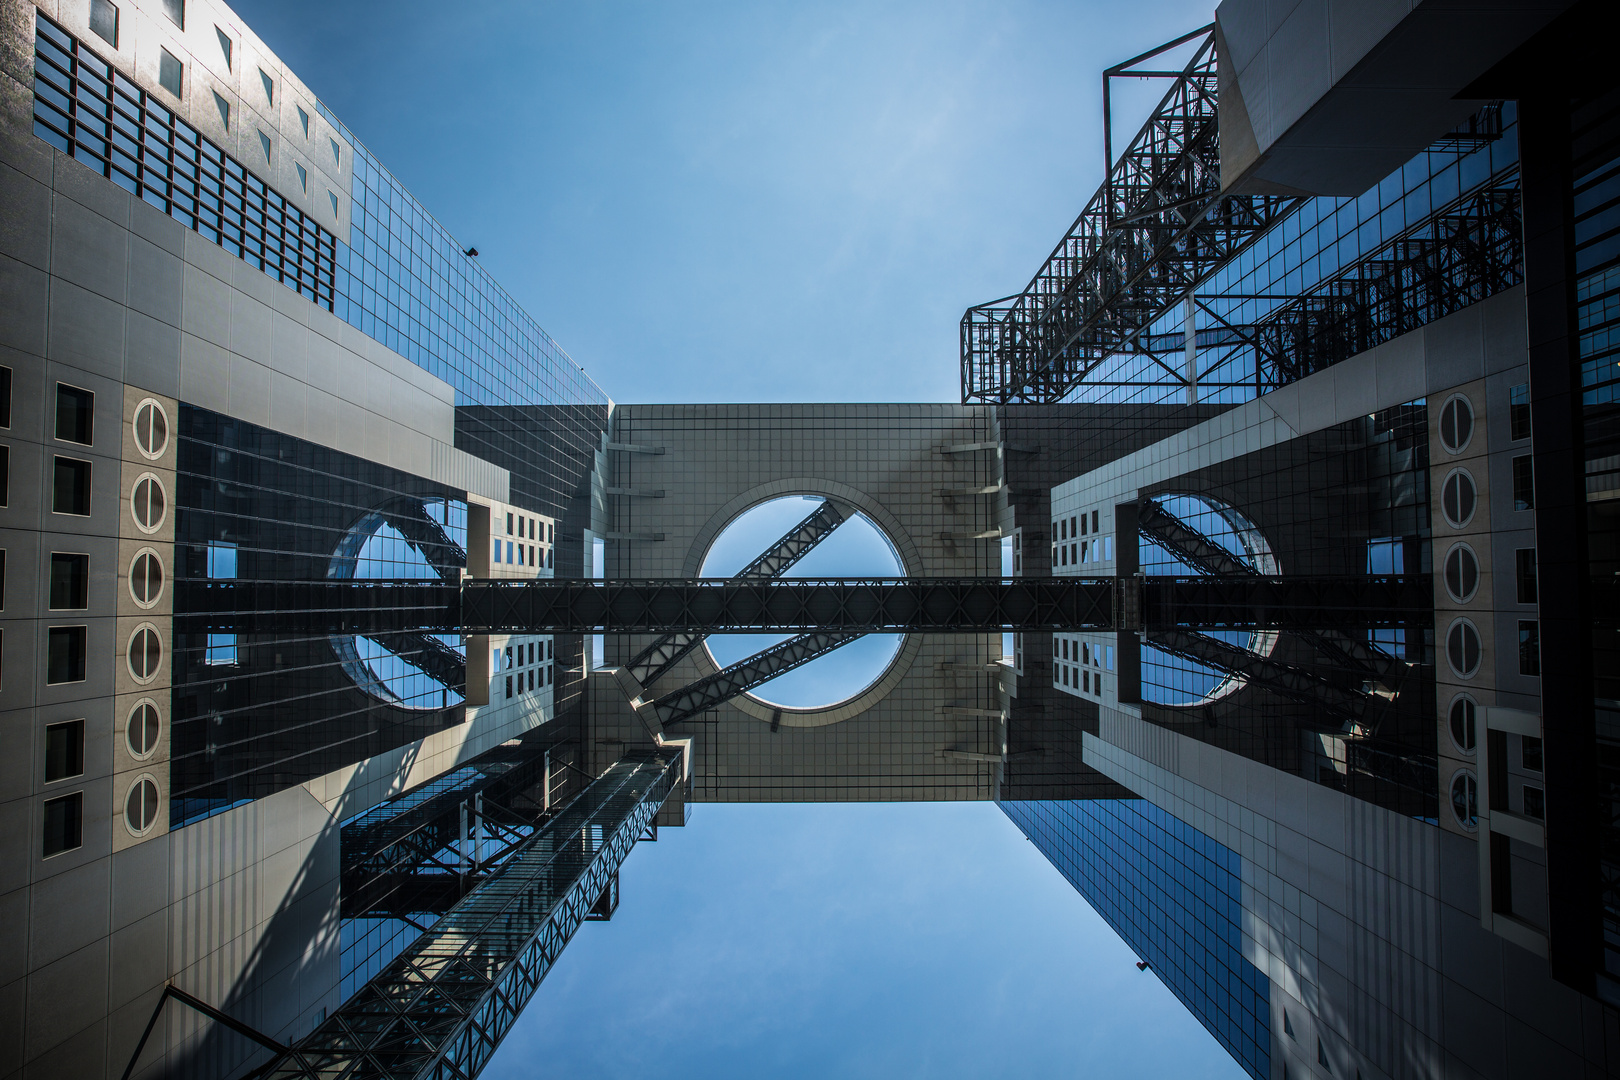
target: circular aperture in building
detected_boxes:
[329,498,467,711]
[701,495,904,711]
[1139,493,1280,708]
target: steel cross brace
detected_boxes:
[263,749,680,1080]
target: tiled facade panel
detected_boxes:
[605,404,1004,802]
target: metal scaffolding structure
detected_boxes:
[264,749,681,1080]
[960,26,1301,404]
[1253,171,1523,390]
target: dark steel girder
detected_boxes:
[175,575,1430,635]
[647,631,865,727]
[1146,628,1380,726]
[961,26,1303,404]
[265,749,681,1080]
[622,498,853,689]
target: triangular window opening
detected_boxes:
[328,191,339,218]
[329,137,341,168]
[1318,1038,1332,1073]
[259,68,274,105]
[297,105,310,138]
[215,26,232,70]
[258,130,272,165]
[1283,1010,1296,1039]
[296,162,307,191]
[213,91,230,130]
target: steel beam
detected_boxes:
[648,632,865,726]
[264,748,681,1080]
[621,497,853,689]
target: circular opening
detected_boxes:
[1450,769,1479,831]
[1440,469,1476,529]
[133,399,169,459]
[329,498,467,711]
[1439,394,1474,454]
[1442,542,1480,603]
[1446,618,1482,679]
[131,474,168,534]
[127,698,161,759]
[127,623,163,683]
[701,495,904,711]
[1138,494,1280,707]
[129,548,165,608]
[1448,693,1477,754]
[125,774,160,836]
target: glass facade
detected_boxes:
[1002,797,1270,1080]
[171,405,469,827]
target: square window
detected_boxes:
[49,553,89,610]
[1523,735,1544,772]
[46,626,87,684]
[0,366,11,427]
[43,792,83,857]
[1518,620,1540,677]
[206,632,237,665]
[1509,384,1531,441]
[1512,455,1535,511]
[44,719,84,782]
[159,48,183,97]
[1516,548,1537,604]
[55,384,93,445]
[207,541,237,579]
[1523,785,1545,819]
[90,0,118,47]
[162,0,184,28]
[52,457,92,516]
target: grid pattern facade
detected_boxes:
[171,406,469,827]
[30,14,338,310]
[1002,797,1270,1079]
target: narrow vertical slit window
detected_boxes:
[329,137,340,167]
[213,91,231,130]
[89,0,118,47]
[215,26,232,69]
[54,384,93,445]
[1516,548,1537,604]
[52,457,92,516]
[1509,383,1531,440]
[1518,620,1540,677]
[258,130,272,165]
[259,68,274,105]
[44,720,85,782]
[49,553,89,610]
[42,792,83,857]
[1512,455,1535,511]
[0,365,12,427]
[297,105,310,137]
[206,540,237,665]
[296,162,307,191]
[158,48,183,97]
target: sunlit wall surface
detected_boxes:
[1001,798,1270,1080]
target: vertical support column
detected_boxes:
[1519,88,1599,991]
[1183,293,1198,406]
[459,800,469,879]
[1114,501,1142,705]
[474,791,484,869]
[543,749,553,814]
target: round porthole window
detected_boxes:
[127,623,163,684]
[1442,542,1480,603]
[1438,394,1474,454]
[1450,769,1479,831]
[1446,618,1482,679]
[131,474,168,534]
[125,774,160,836]
[126,698,161,760]
[133,398,169,460]
[1440,468,1477,529]
[129,548,164,608]
[1448,693,1477,754]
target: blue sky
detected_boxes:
[233,1,1245,1075]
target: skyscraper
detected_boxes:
[0,0,1614,1078]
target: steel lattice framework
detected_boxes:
[1253,171,1524,389]
[960,26,1301,404]
[646,631,865,727]
[263,749,680,1080]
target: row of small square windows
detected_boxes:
[1053,637,1113,697]
[496,513,554,569]
[1052,510,1110,568]
[84,0,341,216]
[503,639,554,699]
